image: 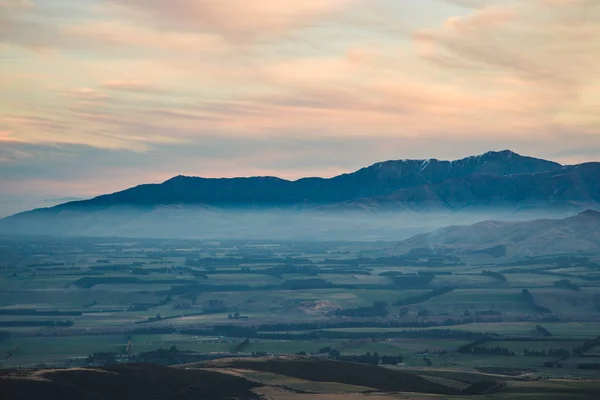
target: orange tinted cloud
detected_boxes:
[101,80,164,93]
[415,0,600,129]
[106,0,361,40]
[65,88,109,100]
[62,21,227,52]
[0,0,33,10]
[416,1,600,85]
[0,0,598,205]
[0,130,19,142]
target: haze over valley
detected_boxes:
[2,0,600,398]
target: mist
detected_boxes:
[0,204,585,242]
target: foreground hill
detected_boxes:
[397,210,600,257]
[3,357,599,400]
[2,150,599,239]
[0,363,261,400]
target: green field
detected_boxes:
[1,236,600,382]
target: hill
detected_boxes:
[3,357,600,400]
[0,358,469,399]
[205,356,462,395]
[0,363,261,400]
[397,210,600,257]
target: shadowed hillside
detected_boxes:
[397,210,600,257]
[3,356,600,399]
[205,356,463,395]
[0,363,261,400]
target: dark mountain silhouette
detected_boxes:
[7,150,562,211]
[1,150,598,239]
[331,161,600,212]
[397,210,600,257]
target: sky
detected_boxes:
[1,0,599,217]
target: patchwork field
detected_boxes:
[1,236,599,390]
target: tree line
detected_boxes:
[521,289,552,314]
[335,301,388,318]
[394,287,453,307]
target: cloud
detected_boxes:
[2,115,70,133]
[0,0,598,213]
[0,0,33,9]
[65,88,109,100]
[0,1,230,55]
[0,44,588,153]
[416,1,600,87]
[61,20,227,53]
[414,0,600,130]
[0,1,53,53]
[105,0,361,41]
[101,80,164,94]
[0,130,19,142]
[1,131,599,198]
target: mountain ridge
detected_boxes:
[2,150,598,239]
[21,150,562,212]
[327,162,600,212]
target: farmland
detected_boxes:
[1,235,600,386]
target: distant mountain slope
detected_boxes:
[332,162,600,212]
[397,210,600,257]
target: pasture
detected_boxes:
[1,236,599,382]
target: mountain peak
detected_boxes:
[163,175,189,183]
[468,150,525,162]
[449,149,561,177]
[372,150,548,169]
[474,149,560,165]
[481,149,519,158]
[579,210,600,219]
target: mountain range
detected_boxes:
[62,149,561,209]
[1,150,598,239]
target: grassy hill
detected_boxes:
[3,357,600,400]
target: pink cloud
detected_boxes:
[1,2,230,56]
[0,130,19,142]
[0,0,33,10]
[1,0,597,160]
[62,21,227,53]
[65,88,109,100]
[101,80,163,93]
[106,0,362,40]
[443,6,516,31]
[415,1,600,83]
[413,0,600,132]
[3,115,69,132]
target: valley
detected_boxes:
[1,234,599,390]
